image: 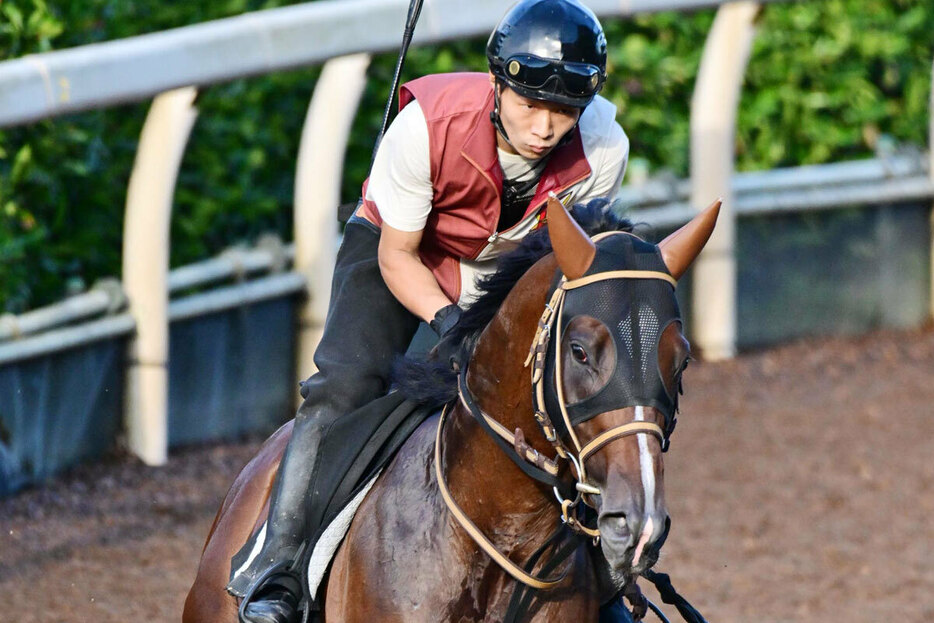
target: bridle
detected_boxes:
[434,232,679,590]
[527,262,677,530]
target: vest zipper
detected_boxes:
[499,170,591,236]
[474,171,591,260]
[462,146,591,260]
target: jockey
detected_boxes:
[230,1,629,621]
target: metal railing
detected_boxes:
[0,0,792,127]
[0,236,303,366]
[1,0,930,467]
[630,152,934,228]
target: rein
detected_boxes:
[434,403,572,590]
[434,250,676,589]
[432,236,710,622]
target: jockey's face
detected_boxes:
[492,76,582,160]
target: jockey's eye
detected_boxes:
[570,342,589,364]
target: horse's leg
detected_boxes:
[183,422,293,623]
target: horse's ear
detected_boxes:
[658,198,722,280]
[547,194,595,280]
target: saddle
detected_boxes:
[230,391,438,619]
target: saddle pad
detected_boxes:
[228,470,381,597]
[306,470,381,595]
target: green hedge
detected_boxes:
[0,0,931,312]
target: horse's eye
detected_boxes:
[570,342,588,364]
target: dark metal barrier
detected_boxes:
[0,338,126,496]
[644,201,931,349]
[0,271,304,496]
[736,203,930,347]
[168,296,298,447]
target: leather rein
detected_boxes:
[434,248,677,590]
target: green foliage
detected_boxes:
[603,10,713,178]
[0,0,312,312]
[737,0,934,169]
[1,0,932,313]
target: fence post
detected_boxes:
[689,1,760,360]
[122,87,198,465]
[294,54,372,395]
[929,55,933,320]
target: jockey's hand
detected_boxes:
[429,304,463,370]
[430,304,462,338]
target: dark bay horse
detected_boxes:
[184,197,720,622]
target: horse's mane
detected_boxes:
[392,197,635,407]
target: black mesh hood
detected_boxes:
[543,234,681,436]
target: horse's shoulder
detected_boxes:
[376,410,441,490]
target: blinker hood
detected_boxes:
[542,233,681,439]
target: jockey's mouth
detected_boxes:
[524,142,556,158]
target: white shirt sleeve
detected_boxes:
[588,125,629,201]
[364,101,433,232]
[575,96,630,203]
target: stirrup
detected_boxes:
[238,562,308,623]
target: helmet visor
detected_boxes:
[503,54,603,98]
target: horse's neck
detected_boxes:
[468,254,560,458]
[443,255,562,540]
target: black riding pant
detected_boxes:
[293,216,422,522]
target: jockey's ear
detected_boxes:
[547,194,595,280]
[658,199,721,280]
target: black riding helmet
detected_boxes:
[487,0,608,109]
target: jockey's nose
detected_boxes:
[530,110,554,140]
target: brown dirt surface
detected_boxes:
[1,325,932,623]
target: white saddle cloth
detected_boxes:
[231,470,382,598]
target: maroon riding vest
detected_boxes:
[360,72,591,303]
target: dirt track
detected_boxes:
[1,325,932,622]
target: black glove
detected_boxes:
[429,304,463,369]
[429,304,462,338]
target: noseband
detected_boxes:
[434,234,679,590]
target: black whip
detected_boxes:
[370,0,426,166]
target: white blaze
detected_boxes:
[630,405,657,567]
[634,406,656,514]
[631,516,654,568]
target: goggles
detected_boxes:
[503,54,604,98]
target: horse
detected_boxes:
[183,196,720,622]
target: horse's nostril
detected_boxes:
[601,513,631,541]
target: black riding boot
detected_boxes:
[228,217,420,621]
[234,408,334,623]
[239,565,305,623]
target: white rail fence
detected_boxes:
[1,0,931,468]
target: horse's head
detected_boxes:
[542,196,720,582]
